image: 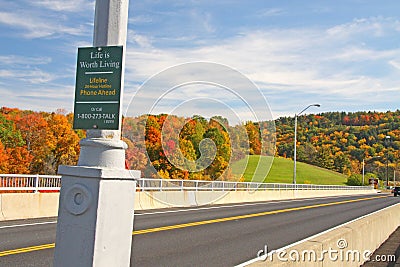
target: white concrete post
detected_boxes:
[35,174,39,193]
[53,1,138,267]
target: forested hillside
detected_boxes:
[1,106,398,185]
[275,111,400,184]
[122,114,271,181]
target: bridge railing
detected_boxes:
[0,174,61,193]
[0,174,373,192]
[136,178,373,191]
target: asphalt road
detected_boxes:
[0,193,398,266]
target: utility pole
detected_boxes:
[293,113,298,184]
[394,161,397,186]
[54,1,139,266]
[293,104,320,185]
[385,135,391,188]
[362,159,365,186]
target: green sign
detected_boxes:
[73,46,123,130]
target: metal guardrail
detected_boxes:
[0,174,373,192]
[0,174,61,192]
[136,178,372,191]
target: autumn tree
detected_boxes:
[0,141,9,172]
[44,113,80,174]
[0,110,32,173]
[203,126,231,180]
[0,113,24,148]
[15,113,49,173]
[245,121,261,155]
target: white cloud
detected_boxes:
[123,17,400,119]
[200,12,215,33]
[0,55,52,65]
[128,30,153,48]
[0,69,53,84]
[388,60,400,70]
[1,2,399,119]
[185,9,216,34]
[124,62,273,124]
[257,8,285,17]
[32,0,94,13]
[326,17,400,39]
[129,15,154,25]
[0,81,75,113]
[0,11,89,38]
[329,46,400,62]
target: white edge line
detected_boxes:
[0,221,57,230]
[236,201,400,267]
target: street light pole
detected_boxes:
[294,114,297,185]
[293,104,320,185]
[385,135,391,188]
[362,158,365,185]
[54,1,139,266]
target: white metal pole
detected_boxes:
[292,104,320,185]
[394,169,396,186]
[293,104,321,185]
[293,114,298,185]
[362,159,365,185]
[35,174,39,193]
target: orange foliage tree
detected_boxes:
[0,107,81,174]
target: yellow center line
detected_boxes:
[0,243,55,257]
[0,195,387,257]
[132,195,387,235]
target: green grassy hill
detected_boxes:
[231,155,348,185]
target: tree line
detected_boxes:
[1,107,398,185]
[0,107,82,174]
[275,110,400,185]
[122,114,272,180]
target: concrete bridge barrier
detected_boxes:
[0,195,4,221]
[0,193,59,221]
[0,188,375,221]
[134,189,376,210]
[248,203,400,266]
[1,188,390,267]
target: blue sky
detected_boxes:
[1,0,400,122]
